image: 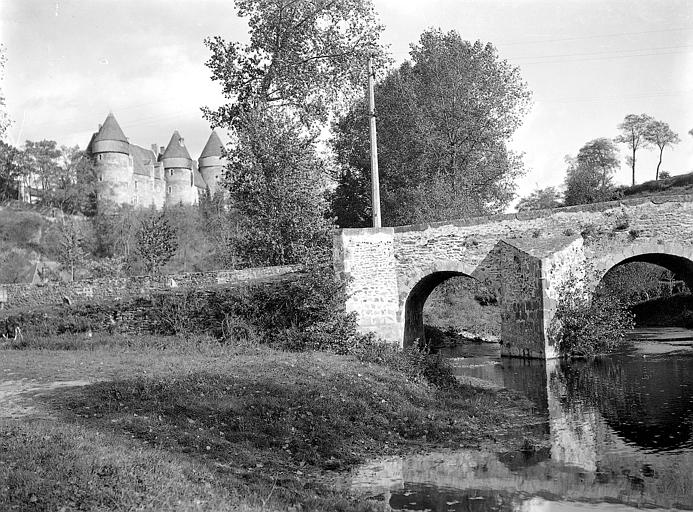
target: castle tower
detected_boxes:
[90,113,133,207]
[162,130,196,206]
[198,130,225,197]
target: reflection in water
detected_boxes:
[351,337,693,511]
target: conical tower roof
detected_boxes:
[199,130,224,159]
[93,112,127,143]
[162,131,192,160]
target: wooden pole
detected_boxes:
[368,56,381,228]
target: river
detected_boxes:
[348,328,693,511]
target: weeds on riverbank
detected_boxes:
[549,271,634,358]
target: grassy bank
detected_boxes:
[0,335,541,511]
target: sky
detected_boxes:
[1,0,692,207]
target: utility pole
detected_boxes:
[367,55,381,228]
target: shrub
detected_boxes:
[548,271,634,358]
[628,228,641,241]
[613,213,629,231]
[353,340,458,389]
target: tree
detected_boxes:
[92,201,142,260]
[614,114,654,186]
[516,187,562,212]
[332,29,531,226]
[0,45,10,140]
[564,138,619,206]
[57,217,87,281]
[644,120,680,180]
[198,192,244,269]
[135,212,177,275]
[204,0,378,264]
[163,204,214,272]
[0,142,27,200]
[577,138,620,190]
[41,146,97,214]
[22,140,62,202]
[203,0,385,128]
[226,106,334,266]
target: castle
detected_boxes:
[87,112,225,209]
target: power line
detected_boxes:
[538,89,693,104]
[517,48,691,66]
[386,27,693,56]
[511,44,693,62]
[498,26,693,47]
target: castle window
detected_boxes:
[190,174,193,187]
[134,181,138,190]
[99,175,103,182]
[169,169,174,176]
[97,154,102,161]
[168,186,172,194]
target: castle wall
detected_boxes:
[95,153,133,206]
[199,156,224,196]
[153,179,166,209]
[165,168,197,206]
[133,174,154,208]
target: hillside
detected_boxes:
[0,203,68,284]
[615,171,693,200]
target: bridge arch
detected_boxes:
[592,243,693,290]
[400,260,487,348]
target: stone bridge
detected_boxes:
[333,195,693,359]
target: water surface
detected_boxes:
[350,329,693,511]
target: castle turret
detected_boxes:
[162,131,196,206]
[90,113,133,206]
[198,130,225,197]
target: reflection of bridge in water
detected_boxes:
[350,353,693,510]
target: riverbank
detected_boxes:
[0,334,543,512]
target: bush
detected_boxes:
[2,261,458,388]
[548,271,634,358]
[353,339,458,389]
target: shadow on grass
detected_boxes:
[3,353,538,511]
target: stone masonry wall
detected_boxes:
[540,238,586,358]
[334,228,402,341]
[336,195,693,355]
[498,241,545,358]
[392,196,693,302]
[0,265,298,312]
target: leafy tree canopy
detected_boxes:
[135,212,178,275]
[203,0,384,266]
[516,186,562,212]
[0,45,9,140]
[564,138,619,206]
[331,28,531,227]
[225,106,334,266]
[203,0,385,128]
[644,120,680,180]
[0,141,26,200]
[614,113,654,186]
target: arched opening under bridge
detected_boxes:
[403,271,499,348]
[598,252,693,329]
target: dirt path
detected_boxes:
[0,379,93,419]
